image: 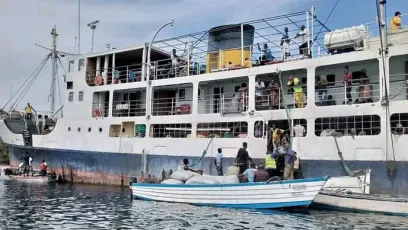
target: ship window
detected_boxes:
[179,89,186,100]
[109,124,121,137]
[390,113,408,135]
[88,127,91,132]
[68,60,74,73]
[150,123,192,138]
[99,127,103,132]
[78,127,81,132]
[78,59,85,71]
[68,92,74,102]
[197,122,248,138]
[68,127,71,131]
[315,115,380,137]
[67,81,73,89]
[78,91,84,101]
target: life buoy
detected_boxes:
[94,108,101,118]
[94,75,103,86]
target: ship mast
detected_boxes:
[50,27,58,114]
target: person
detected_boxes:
[254,164,269,182]
[390,12,402,32]
[40,159,48,176]
[257,43,274,65]
[255,78,265,104]
[287,77,304,108]
[283,147,297,180]
[244,58,251,68]
[326,95,336,106]
[19,152,30,176]
[293,120,305,137]
[235,142,252,174]
[242,162,257,183]
[254,121,263,138]
[227,61,234,69]
[36,114,43,134]
[171,49,179,76]
[362,78,373,103]
[238,83,248,111]
[182,158,203,174]
[265,152,278,178]
[272,128,286,151]
[394,123,405,135]
[25,103,36,121]
[268,80,280,109]
[295,25,310,57]
[214,148,223,176]
[281,27,291,60]
[344,66,352,104]
[315,75,327,105]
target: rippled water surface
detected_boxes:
[0,178,407,230]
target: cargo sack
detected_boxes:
[185,175,239,185]
[170,170,201,182]
[161,179,184,185]
[226,166,240,176]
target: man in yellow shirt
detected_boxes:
[287,77,304,108]
[25,103,36,121]
[390,12,402,32]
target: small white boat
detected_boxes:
[8,174,49,183]
[131,177,328,209]
[313,169,408,215]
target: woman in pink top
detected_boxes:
[268,80,279,109]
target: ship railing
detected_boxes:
[91,103,109,118]
[151,97,193,116]
[315,115,381,137]
[389,73,408,101]
[315,78,380,106]
[112,99,146,117]
[86,63,144,86]
[197,92,248,114]
[366,14,408,37]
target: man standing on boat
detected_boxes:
[235,142,252,174]
[25,103,36,121]
[283,147,297,180]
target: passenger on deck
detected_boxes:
[244,58,251,68]
[283,147,297,180]
[326,95,336,106]
[182,158,203,174]
[25,103,36,121]
[238,83,248,111]
[254,121,263,138]
[390,12,402,32]
[36,114,43,134]
[254,164,269,182]
[267,80,280,109]
[242,162,256,183]
[272,128,287,151]
[235,142,252,174]
[287,77,304,108]
[293,120,305,137]
[281,27,291,61]
[295,25,311,58]
[257,43,274,65]
[255,78,265,104]
[394,123,405,135]
[344,66,352,104]
[40,159,48,176]
[171,49,180,76]
[315,75,327,105]
[227,62,234,69]
[215,148,223,176]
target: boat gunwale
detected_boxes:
[132,176,328,188]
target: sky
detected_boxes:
[0,0,406,113]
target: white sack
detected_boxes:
[185,175,239,185]
[170,170,200,182]
[226,166,240,176]
[161,179,184,185]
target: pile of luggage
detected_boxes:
[161,170,239,185]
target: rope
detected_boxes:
[332,136,354,177]
[277,70,293,148]
[2,54,51,111]
[189,137,214,167]
[311,0,341,48]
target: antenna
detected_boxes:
[78,0,81,54]
[50,26,58,114]
[88,20,99,52]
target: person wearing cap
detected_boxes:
[390,12,402,32]
[280,27,291,61]
[287,76,304,108]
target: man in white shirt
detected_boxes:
[295,25,310,57]
[255,78,265,105]
[293,120,306,137]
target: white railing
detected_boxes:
[86,63,144,86]
[112,99,146,117]
[151,97,193,116]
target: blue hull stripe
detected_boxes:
[132,177,327,188]
[132,195,312,209]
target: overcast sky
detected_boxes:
[0,0,406,113]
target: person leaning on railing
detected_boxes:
[390,11,402,32]
[24,103,36,121]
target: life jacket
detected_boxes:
[265,154,277,169]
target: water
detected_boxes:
[0,179,407,230]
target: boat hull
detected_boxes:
[6,145,408,195]
[313,192,408,216]
[131,177,327,209]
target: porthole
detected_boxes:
[68,127,71,131]
[78,127,81,132]
[99,127,103,132]
[88,127,92,132]
[122,128,126,133]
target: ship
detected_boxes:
[1,2,407,195]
